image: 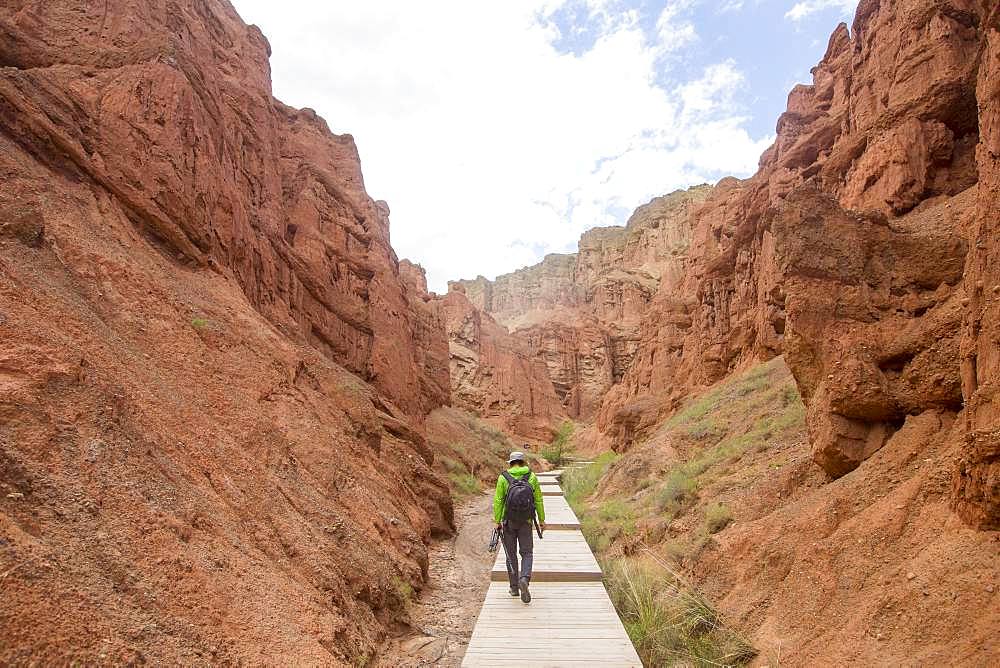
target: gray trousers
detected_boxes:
[502,520,534,588]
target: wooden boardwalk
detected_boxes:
[463,472,641,667]
[538,495,581,529]
[539,480,563,496]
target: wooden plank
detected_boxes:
[464,661,636,668]
[462,583,641,668]
[464,661,634,667]
[462,513,641,668]
[514,531,583,541]
[489,571,602,582]
[537,495,580,529]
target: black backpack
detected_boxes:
[502,470,535,523]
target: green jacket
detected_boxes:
[493,465,545,524]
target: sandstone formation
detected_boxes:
[448,186,712,426]
[594,0,996,531]
[956,4,1000,529]
[0,0,448,420]
[446,1,998,530]
[0,0,454,663]
[442,288,562,440]
[591,358,998,666]
[576,5,1000,649]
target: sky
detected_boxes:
[232,0,860,292]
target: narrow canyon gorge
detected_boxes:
[1,0,997,665]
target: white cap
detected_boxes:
[508,451,526,464]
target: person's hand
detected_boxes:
[496,522,502,530]
[540,522,546,532]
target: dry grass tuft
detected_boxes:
[604,550,756,667]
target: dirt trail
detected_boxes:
[378,493,496,667]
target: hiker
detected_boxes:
[494,450,545,603]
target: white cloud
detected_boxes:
[785,0,857,22]
[655,0,699,53]
[233,0,771,291]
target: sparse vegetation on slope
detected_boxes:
[563,451,619,507]
[440,457,482,497]
[564,359,810,666]
[605,554,755,667]
[629,358,807,557]
[425,407,512,500]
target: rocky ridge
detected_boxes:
[447,185,712,427]
[441,288,562,440]
[596,0,995,510]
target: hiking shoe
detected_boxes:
[509,586,519,597]
[518,577,531,603]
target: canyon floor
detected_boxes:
[378,494,495,667]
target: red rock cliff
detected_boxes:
[0,0,448,420]
[956,2,1000,529]
[596,0,997,529]
[0,0,452,663]
[449,186,711,424]
[441,288,562,440]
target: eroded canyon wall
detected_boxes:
[449,0,998,527]
[0,0,454,663]
[441,288,562,440]
[0,0,448,420]
[955,4,1000,529]
[598,0,993,514]
[447,185,711,427]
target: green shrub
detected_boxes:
[657,469,697,514]
[582,517,613,553]
[598,499,630,522]
[581,499,635,554]
[663,540,689,563]
[191,317,209,329]
[684,420,725,441]
[540,420,576,467]
[781,384,800,406]
[391,575,414,606]
[704,502,733,534]
[449,471,480,496]
[600,500,636,536]
[440,456,465,473]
